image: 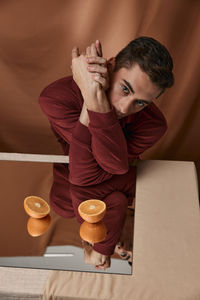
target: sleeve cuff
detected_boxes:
[87,106,118,129]
[72,120,91,145]
[93,244,115,256]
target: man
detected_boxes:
[39,37,174,270]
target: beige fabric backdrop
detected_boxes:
[0,0,199,185]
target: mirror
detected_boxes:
[0,154,134,274]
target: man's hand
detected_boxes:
[71,46,99,95]
[71,41,111,112]
[71,41,108,91]
[82,241,111,270]
[86,40,110,91]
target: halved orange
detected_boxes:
[27,215,51,237]
[24,196,50,219]
[78,199,106,223]
[80,220,107,244]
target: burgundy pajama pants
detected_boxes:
[50,163,136,256]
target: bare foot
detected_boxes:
[114,244,132,264]
[82,241,111,270]
[95,256,110,270]
[114,208,134,263]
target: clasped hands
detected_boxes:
[71,40,110,112]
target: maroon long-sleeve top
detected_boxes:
[39,76,167,255]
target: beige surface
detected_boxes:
[42,160,200,300]
[0,152,68,163]
[0,267,51,299]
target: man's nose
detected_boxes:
[119,98,133,114]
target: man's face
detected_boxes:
[107,63,162,119]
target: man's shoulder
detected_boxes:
[141,102,167,126]
[133,102,168,136]
[40,76,81,100]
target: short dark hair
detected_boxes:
[114,36,174,91]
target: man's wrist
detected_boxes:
[82,90,111,113]
[79,102,89,127]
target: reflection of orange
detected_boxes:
[24,196,50,218]
[78,199,106,223]
[80,221,107,244]
[27,215,51,237]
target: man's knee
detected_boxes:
[105,191,128,209]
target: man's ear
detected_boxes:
[107,57,115,69]
[107,57,115,78]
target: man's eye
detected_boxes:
[122,85,129,95]
[136,100,145,107]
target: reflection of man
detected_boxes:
[39,37,174,270]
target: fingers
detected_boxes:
[86,56,106,65]
[72,47,79,59]
[72,41,103,60]
[86,40,103,58]
[86,46,91,57]
[91,43,98,57]
[81,50,86,56]
[92,74,108,90]
[72,41,108,90]
[86,43,97,58]
[88,63,109,90]
[95,40,102,57]
[87,64,107,75]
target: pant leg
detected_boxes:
[93,191,128,256]
[69,166,136,256]
[50,163,75,218]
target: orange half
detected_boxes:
[24,196,50,219]
[27,215,51,237]
[78,199,106,223]
[80,220,107,244]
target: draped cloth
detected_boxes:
[0,0,199,188]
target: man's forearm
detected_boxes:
[79,102,89,127]
[81,88,111,113]
[80,89,111,127]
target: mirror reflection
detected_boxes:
[0,159,134,274]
